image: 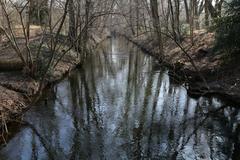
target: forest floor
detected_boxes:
[129,30,240,105]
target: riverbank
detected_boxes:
[124,30,240,105]
[0,48,77,133]
[0,34,103,134]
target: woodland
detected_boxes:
[0,0,240,159]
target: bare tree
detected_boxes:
[150,0,164,58]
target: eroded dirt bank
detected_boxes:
[123,30,240,105]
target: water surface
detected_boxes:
[0,38,240,160]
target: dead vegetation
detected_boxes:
[0,86,27,134]
[0,36,80,132]
[165,30,219,71]
[130,30,240,104]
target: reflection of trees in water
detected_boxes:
[21,87,65,159]
[23,122,56,160]
[131,70,154,160]
[1,38,240,160]
[69,72,84,159]
[146,71,164,158]
[37,39,240,159]
[68,65,105,159]
[232,123,240,160]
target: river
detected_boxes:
[0,38,240,160]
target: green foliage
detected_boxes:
[215,0,240,55]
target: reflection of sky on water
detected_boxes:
[0,38,240,160]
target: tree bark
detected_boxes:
[68,0,76,44]
[150,0,164,57]
[184,0,190,23]
[205,0,209,27]
[206,0,218,18]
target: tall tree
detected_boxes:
[68,0,77,44]
[205,0,209,27]
[184,0,190,23]
[150,0,164,58]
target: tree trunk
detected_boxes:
[82,0,91,61]
[136,0,139,36]
[174,0,181,41]
[68,0,76,44]
[169,0,181,42]
[190,0,194,45]
[205,0,209,27]
[129,0,135,35]
[0,28,3,44]
[194,0,200,29]
[27,0,32,39]
[40,0,49,25]
[206,0,218,18]
[150,0,164,58]
[184,0,190,23]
